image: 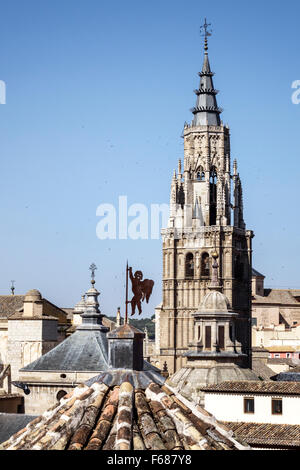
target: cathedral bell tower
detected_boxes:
[156,23,254,375]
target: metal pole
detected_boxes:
[125,261,128,324]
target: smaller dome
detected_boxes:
[25,289,42,301]
[200,290,230,312]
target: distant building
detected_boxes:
[202,381,300,449]
[251,269,300,373]
[252,269,300,329]
[0,291,69,372]
[0,289,70,396]
[0,285,117,410]
[266,345,300,360]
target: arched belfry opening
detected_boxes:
[201,252,210,277]
[185,253,194,278]
[209,167,217,225]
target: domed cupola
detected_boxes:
[200,291,230,313]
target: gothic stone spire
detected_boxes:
[191,21,222,127]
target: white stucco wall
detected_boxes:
[0,329,8,364]
[204,393,300,425]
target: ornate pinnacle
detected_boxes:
[178,159,182,175]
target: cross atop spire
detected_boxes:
[200,18,212,52]
[89,263,97,285]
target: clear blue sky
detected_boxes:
[0,0,299,317]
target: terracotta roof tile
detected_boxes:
[0,296,24,318]
[0,372,248,451]
[224,422,300,448]
[202,381,300,395]
[253,289,300,305]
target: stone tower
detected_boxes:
[156,35,254,375]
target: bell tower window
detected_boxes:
[201,253,210,277]
[185,253,194,278]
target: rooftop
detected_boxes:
[252,268,265,278]
[265,346,299,352]
[0,296,24,319]
[251,361,276,381]
[224,422,300,448]
[0,414,37,445]
[252,289,300,305]
[20,328,109,372]
[0,393,22,400]
[202,381,300,395]
[0,371,248,451]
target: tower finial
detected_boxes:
[89,263,97,286]
[11,280,15,296]
[200,18,212,53]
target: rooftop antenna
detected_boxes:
[11,280,15,296]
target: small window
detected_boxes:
[218,325,225,351]
[244,397,255,414]
[205,326,211,350]
[272,399,282,415]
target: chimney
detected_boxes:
[107,323,145,371]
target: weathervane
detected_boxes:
[11,280,15,296]
[200,18,212,52]
[89,263,97,285]
[124,262,154,324]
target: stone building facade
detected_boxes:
[155,42,253,374]
[252,269,300,329]
[0,290,69,391]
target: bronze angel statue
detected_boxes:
[128,267,154,316]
